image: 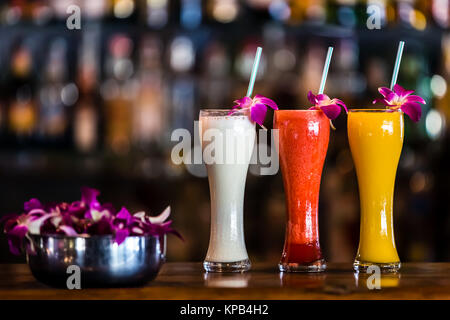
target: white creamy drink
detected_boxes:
[199,109,255,272]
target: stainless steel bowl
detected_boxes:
[26,234,166,287]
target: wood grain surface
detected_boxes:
[0,262,449,300]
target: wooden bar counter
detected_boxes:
[0,262,449,300]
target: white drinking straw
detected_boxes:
[246,47,263,97]
[390,41,405,90]
[318,47,334,94]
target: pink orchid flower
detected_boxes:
[230,94,278,127]
[373,84,426,122]
[307,91,348,129]
[307,91,348,120]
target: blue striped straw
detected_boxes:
[246,47,263,97]
[319,47,334,94]
[390,41,405,90]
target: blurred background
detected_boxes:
[0,0,449,264]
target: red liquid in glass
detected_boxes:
[274,110,329,270]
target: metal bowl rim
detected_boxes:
[28,234,163,240]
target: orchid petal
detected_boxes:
[87,216,113,235]
[59,225,78,236]
[27,213,55,234]
[334,99,348,112]
[28,208,47,216]
[81,187,100,208]
[115,228,129,245]
[394,84,414,98]
[401,102,422,122]
[0,214,19,233]
[320,104,342,120]
[250,103,268,126]
[87,209,111,222]
[233,96,252,108]
[373,98,387,105]
[307,91,317,105]
[316,94,331,103]
[131,227,144,235]
[148,206,171,224]
[7,225,28,255]
[133,211,146,221]
[67,201,86,218]
[24,199,42,212]
[255,95,278,110]
[379,87,393,98]
[385,92,398,104]
[116,207,133,225]
[405,95,426,104]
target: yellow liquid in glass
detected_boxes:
[348,110,403,264]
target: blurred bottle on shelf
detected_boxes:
[143,0,169,28]
[111,0,137,20]
[82,0,109,20]
[200,41,231,109]
[30,0,53,25]
[2,0,31,24]
[431,33,450,123]
[132,34,166,149]
[168,35,196,135]
[74,25,102,153]
[326,0,359,28]
[395,0,427,31]
[207,0,239,24]
[262,24,298,106]
[334,38,365,103]
[7,39,38,139]
[267,0,292,23]
[432,0,450,29]
[101,33,137,155]
[37,37,72,142]
[181,0,202,29]
[289,0,331,24]
[298,42,325,104]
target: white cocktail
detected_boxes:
[199,109,255,272]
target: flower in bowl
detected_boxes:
[1,187,182,255]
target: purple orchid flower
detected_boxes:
[113,207,133,244]
[373,84,426,122]
[230,94,278,127]
[58,225,78,236]
[24,199,42,212]
[307,91,348,120]
[0,188,181,255]
[2,212,53,255]
[81,186,101,209]
[7,224,28,255]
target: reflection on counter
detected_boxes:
[204,273,251,288]
[354,272,401,289]
[279,272,326,289]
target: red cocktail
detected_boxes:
[274,110,329,272]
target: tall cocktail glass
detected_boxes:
[274,110,329,272]
[199,109,255,272]
[348,109,403,272]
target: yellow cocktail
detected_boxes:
[348,109,403,272]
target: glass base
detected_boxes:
[353,259,401,273]
[279,259,326,273]
[203,259,251,273]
